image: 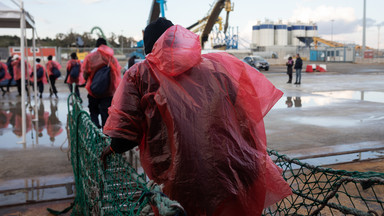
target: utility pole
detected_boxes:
[121,30,124,54]
[331,19,334,42]
[362,0,366,55]
[378,25,381,56]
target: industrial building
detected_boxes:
[251,20,318,48]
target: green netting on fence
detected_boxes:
[67,93,384,216]
[67,94,185,216]
[263,150,384,216]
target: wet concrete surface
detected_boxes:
[0,62,383,210]
[264,63,384,163]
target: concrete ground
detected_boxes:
[0,61,383,213]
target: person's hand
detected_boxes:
[100,145,114,170]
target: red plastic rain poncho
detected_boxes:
[66,59,85,85]
[0,62,11,82]
[81,45,121,98]
[12,59,32,81]
[29,64,47,83]
[104,25,291,215]
[46,60,62,78]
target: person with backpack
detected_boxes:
[46,55,62,98]
[0,57,12,96]
[29,58,47,98]
[82,38,121,128]
[65,53,85,99]
[100,18,291,215]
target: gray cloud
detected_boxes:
[318,18,378,35]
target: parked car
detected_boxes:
[243,56,269,71]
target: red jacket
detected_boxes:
[103,25,291,215]
[0,62,11,82]
[81,45,121,98]
[29,64,47,83]
[66,59,85,85]
[12,59,32,81]
[46,60,62,78]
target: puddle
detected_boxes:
[0,96,68,149]
[273,96,341,109]
[0,174,74,207]
[288,116,360,127]
[314,91,384,103]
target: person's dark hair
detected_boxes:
[47,55,53,61]
[96,38,107,47]
[70,52,77,59]
[36,58,41,63]
[296,54,300,57]
[288,56,292,60]
[144,17,174,55]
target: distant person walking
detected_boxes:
[65,52,85,100]
[46,55,62,98]
[294,54,303,84]
[82,38,121,128]
[286,56,294,83]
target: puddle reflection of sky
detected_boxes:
[0,98,68,149]
[273,91,384,109]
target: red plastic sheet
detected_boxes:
[0,62,11,82]
[82,45,121,98]
[12,59,32,81]
[46,60,62,77]
[66,59,85,85]
[104,25,291,215]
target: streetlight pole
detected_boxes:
[331,19,334,42]
[378,25,381,55]
[362,0,366,55]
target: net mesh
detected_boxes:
[67,94,384,216]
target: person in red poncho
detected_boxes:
[11,55,32,96]
[46,55,62,98]
[101,18,292,216]
[81,38,121,128]
[64,52,85,100]
[0,57,12,96]
[29,58,47,98]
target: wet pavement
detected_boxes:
[265,63,384,165]
[0,62,383,210]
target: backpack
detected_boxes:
[0,66,5,80]
[37,67,44,79]
[90,65,110,96]
[51,64,61,78]
[70,62,80,79]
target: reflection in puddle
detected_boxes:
[0,174,74,206]
[273,90,384,109]
[0,97,66,149]
[273,96,340,109]
[314,91,384,103]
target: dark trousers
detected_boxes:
[49,75,57,95]
[38,81,44,94]
[16,79,29,96]
[6,74,14,92]
[87,94,112,128]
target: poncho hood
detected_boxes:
[146,25,202,77]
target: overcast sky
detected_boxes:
[2,0,383,49]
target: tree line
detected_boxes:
[0,30,138,48]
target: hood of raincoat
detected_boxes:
[146,25,202,77]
